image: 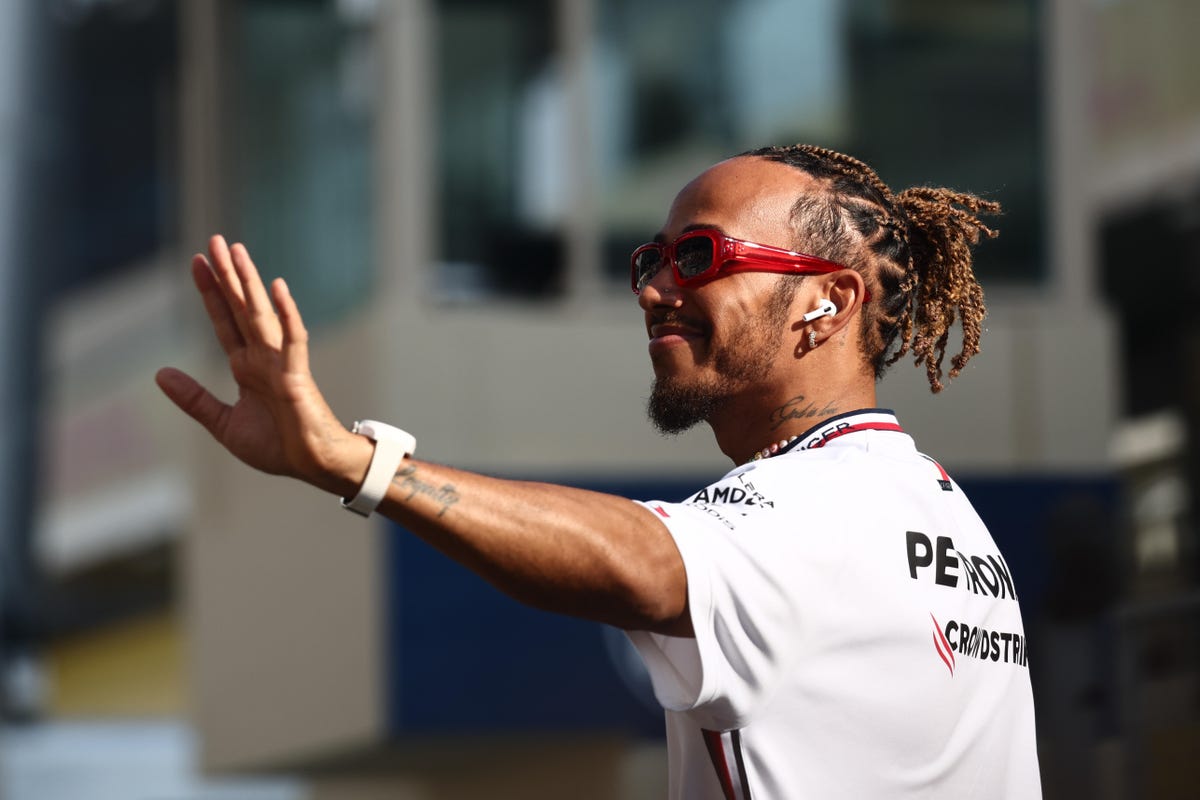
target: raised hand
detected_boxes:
[156,236,368,495]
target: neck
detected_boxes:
[709,384,877,465]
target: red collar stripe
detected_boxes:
[806,421,904,449]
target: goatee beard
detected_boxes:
[645,277,796,435]
[647,375,729,435]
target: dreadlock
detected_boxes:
[742,144,999,393]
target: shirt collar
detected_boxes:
[779,408,904,455]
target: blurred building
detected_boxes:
[1,0,1198,798]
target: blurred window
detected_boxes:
[232,0,376,328]
[431,0,1044,301]
[48,0,179,290]
[1101,190,1200,417]
[593,0,1044,287]
[433,0,561,301]
[845,0,1044,283]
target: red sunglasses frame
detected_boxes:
[630,228,869,301]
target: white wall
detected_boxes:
[366,296,1118,478]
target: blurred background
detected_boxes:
[0,0,1197,797]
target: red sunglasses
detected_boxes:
[631,228,867,300]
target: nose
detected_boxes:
[636,264,682,311]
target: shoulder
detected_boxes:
[681,454,842,509]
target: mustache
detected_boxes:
[647,309,710,334]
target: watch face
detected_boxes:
[353,421,416,456]
[356,420,389,439]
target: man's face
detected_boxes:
[640,157,821,433]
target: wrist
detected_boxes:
[308,428,376,498]
[339,420,417,517]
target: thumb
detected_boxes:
[155,367,230,439]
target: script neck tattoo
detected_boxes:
[768,395,839,430]
[747,395,838,463]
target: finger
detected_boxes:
[207,234,253,341]
[155,367,231,441]
[230,242,282,345]
[191,254,245,355]
[273,277,311,374]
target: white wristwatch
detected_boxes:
[341,420,417,517]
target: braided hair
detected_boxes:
[743,144,999,393]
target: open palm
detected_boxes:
[156,236,359,493]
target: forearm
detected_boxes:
[157,236,689,636]
[328,443,690,635]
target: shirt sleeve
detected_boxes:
[627,473,814,729]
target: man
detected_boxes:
[157,144,1041,798]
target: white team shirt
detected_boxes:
[627,410,1041,799]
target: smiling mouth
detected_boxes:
[646,319,709,358]
[647,311,709,341]
[649,323,704,340]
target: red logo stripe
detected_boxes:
[932,615,956,669]
[930,614,956,676]
[932,631,955,676]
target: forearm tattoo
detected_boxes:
[768,395,838,431]
[392,464,460,518]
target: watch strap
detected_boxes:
[341,420,417,517]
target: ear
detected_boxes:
[796,269,867,340]
[824,269,868,327]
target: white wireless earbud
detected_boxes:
[801,298,838,322]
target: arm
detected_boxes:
[155,236,691,635]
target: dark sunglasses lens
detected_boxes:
[633,248,663,291]
[674,236,714,278]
